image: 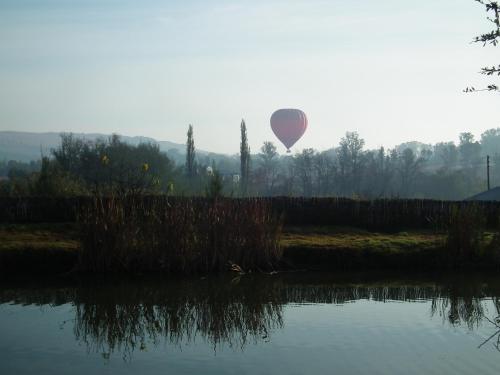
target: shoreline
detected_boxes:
[1,223,499,278]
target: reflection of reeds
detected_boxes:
[3,274,500,359]
[478,314,500,351]
[431,297,485,329]
[71,277,284,358]
[77,197,283,274]
[429,279,500,330]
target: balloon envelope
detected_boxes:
[270,109,308,152]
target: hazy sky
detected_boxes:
[0,0,499,154]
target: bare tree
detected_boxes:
[258,141,279,195]
[293,148,316,196]
[337,132,365,195]
[398,148,424,197]
[465,0,499,92]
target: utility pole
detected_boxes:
[487,155,491,191]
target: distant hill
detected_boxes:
[0,131,209,163]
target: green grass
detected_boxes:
[0,223,79,251]
[282,226,444,253]
[0,223,79,276]
[280,226,450,270]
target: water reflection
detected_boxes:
[2,273,500,359]
[72,276,283,359]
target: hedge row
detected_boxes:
[1,196,500,230]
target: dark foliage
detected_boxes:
[5,196,500,232]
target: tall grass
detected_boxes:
[444,204,486,266]
[77,196,283,274]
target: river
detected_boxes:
[1,272,500,374]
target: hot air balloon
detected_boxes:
[270,108,308,153]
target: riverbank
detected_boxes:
[281,226,447,270]
[3,223,493,277]
[0,223,78,275]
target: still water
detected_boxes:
[1,272,500,374]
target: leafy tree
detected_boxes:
[51,134,174,195]
[480,128,500,156]
[459,132,482,169]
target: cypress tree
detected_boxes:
[186,124,196,179]
[240,119,250,195]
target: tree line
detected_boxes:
[1,125,500,200]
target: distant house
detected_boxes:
[465,187,500,201]
[0,176,9,182]
[219,172,240,184]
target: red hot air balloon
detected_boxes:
[270,109,308,153]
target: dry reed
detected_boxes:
[77,196,283,274]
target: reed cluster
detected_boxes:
[77,196,282,274]
[444,204,486,266]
